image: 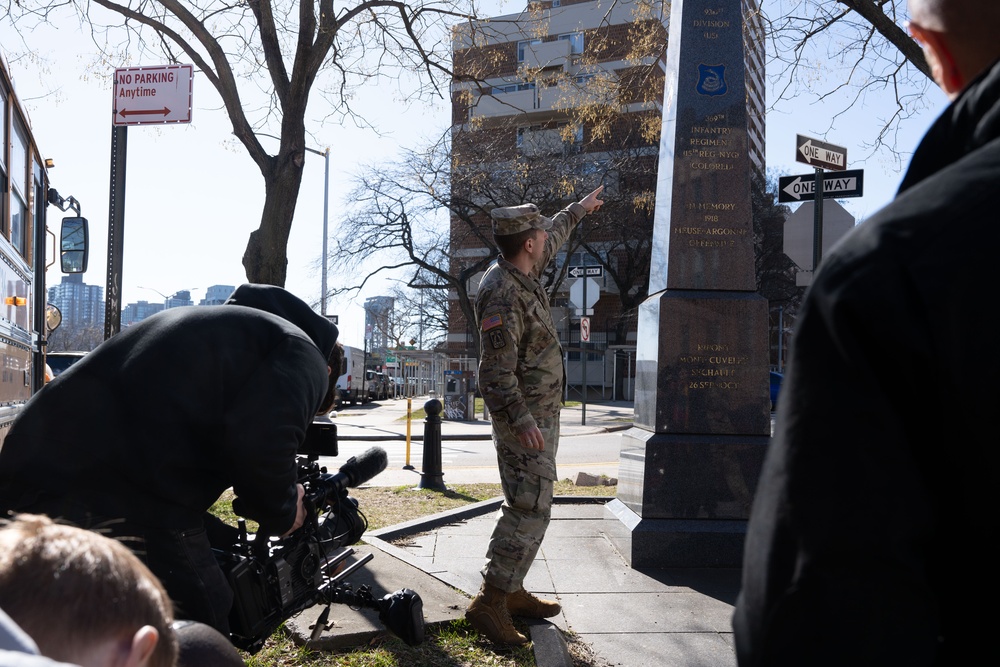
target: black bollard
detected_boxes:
[418,399,447,491]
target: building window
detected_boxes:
[517,39,542,62]
[492,81,536,95]
[558,32,584,55]
[1,85,7,237]
[10,116,29,254]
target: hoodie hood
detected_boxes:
[899,56,1000,194]
[224,284,339,359]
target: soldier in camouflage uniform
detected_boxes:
[466,186,604,645]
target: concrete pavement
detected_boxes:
[285,397,741,667]
[328,396,632,486]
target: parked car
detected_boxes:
[769,371,783,411]
[365,369,389,402]
[45,351,88,380]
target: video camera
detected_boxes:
[213,419,424,654]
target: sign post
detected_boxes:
[795,134,848,274]
[105,65,194,340]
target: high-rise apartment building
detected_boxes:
[47,274,104,331]
[447,0,764,395]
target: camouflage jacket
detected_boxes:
[476,202,587,434]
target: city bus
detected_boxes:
[0,53,89,447]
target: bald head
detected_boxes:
[909,0,1000,96]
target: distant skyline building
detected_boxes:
[200,285,236,306]
[121,300,164,327]
[164,290,194,309]
[47,274,104,331]
[364,296,395,354]
[120,284,235,326]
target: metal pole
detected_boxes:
[581,267,587,426]
[321,148,330,316]
[612,349,618,402]
[778,306,784,372]
[812,167,825,274]
[404,398,414,469]
[104,125,127,340]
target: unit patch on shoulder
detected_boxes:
[481,313,503,331]
[488,328,507,350]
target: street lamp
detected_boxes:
[137,286,200,307]
[303,145,331,317]
[254,133,330,315]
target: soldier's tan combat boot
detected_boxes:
[465,583,528,645]
[506,588,561,618]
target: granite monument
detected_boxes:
[605,0,771,567]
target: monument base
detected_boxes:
[607,427,769,568]
[604,498,748,568]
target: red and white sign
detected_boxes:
[113,65,193,126]
[580,316,591,343]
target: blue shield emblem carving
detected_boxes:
[696,64,727,96]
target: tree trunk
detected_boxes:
[242,154,306,286]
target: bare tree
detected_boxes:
[47,323,105,352]
[763,0,933,159]
[387,282,449,349]
[327,0,668,355]
[3,0,475,286]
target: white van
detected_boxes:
[335,345,368,406]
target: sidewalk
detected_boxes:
[329,395,636,442]
[284,398,741,667]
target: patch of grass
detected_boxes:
[350,480,615,531]
[245,618,536,666]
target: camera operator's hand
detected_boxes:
[281,484,307,537]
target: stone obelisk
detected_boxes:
[606,0,770,567]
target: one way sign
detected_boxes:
[778,169,865,203]
[568,265,603,278]
[795,134,847,171]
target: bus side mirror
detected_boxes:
[60,216,89,273]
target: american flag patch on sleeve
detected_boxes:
[481,314,503,331]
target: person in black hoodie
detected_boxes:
[0,284,340,635]
[734,1,1000,664]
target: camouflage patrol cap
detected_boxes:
[490,203,553,236]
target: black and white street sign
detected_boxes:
[568,265,603,279]
[795,134,847,171]
[778,169,864,203]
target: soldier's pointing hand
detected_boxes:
[579,186,605,213]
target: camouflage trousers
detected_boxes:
[482,415,559,593]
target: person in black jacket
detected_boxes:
[734,1,1000,665]
[0,284,340,635]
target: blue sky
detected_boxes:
[1,1,948,348]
